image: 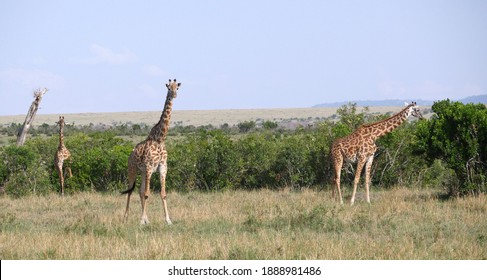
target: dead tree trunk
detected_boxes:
[16,88,48,146]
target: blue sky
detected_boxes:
[1,0,486,115]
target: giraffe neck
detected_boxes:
[147,93,174,143]
[362,106,411,140]
[58,125,65,148]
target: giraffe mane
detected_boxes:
[359,103,413,129]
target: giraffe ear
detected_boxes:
[177,83,181,87]
[404,102,409,106]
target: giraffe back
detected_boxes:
[332,127,376,162]
[130,139,168,172]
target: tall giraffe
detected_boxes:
[54,116,72,196]
[121,79,181,224]
[331,102,423,205]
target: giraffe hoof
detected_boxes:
[166,219,173,225]
[140,219,150,225]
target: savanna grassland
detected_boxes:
[0,107,405,127]
[1,102,486,260]
[1,188,486,260]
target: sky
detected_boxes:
[1,0,486,115]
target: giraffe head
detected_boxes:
[56,116,66,128]
[166,79,181,99]
[405,102,423,120]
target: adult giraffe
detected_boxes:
[331,102,423,205]
[121,79,181,224]
[54,116,72,196]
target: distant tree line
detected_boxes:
[1,117,330,141]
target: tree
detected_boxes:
[16,88,48,146]
[336,102,369,131]
[237,121,256,133]
[415,100,487,196]
[262,120,278,130]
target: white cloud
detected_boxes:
[139,84,158,97]
[0,68,65,89]
[69,44,137,65]
[142,64,165,77]
[17,57,47,65]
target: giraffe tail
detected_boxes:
[120,181,136,195]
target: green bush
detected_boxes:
[0,132,134,197]
[67,132,133,193]
[194,130,239,191]
[270,133,317,188]
[235,133,278,189]
[0,145,54,197]
[373,122,427,187]
[414,100,487,196]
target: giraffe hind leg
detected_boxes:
[123,164,137,222]
[66,161,72,178]
[139,171,151,225]
[123,180,136,222]
[332,151,344,205]
[158,163,172,225]
[364,155,374,203]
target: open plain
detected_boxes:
[1,188,486,259]
[0,107,406,127]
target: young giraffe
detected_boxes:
[54,116,72,196]
[121,79,181,224]
[331,102,423,205]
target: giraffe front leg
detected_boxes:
[56,162,65,196]
[351,157,366,205]
[158,163,172,225]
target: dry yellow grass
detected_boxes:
[0,107,405,127]
[0,188,485,260]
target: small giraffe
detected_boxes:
[121,79,181,224]
[331,102,423,205]
[54,116,72,196]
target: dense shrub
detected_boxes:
[373,122,428,187]
[0,145,54,197]
[66,132,133,193]
[234,132,278,189]
[270,133,317,188]
[0,132,134,197]
[414,100,487,196]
